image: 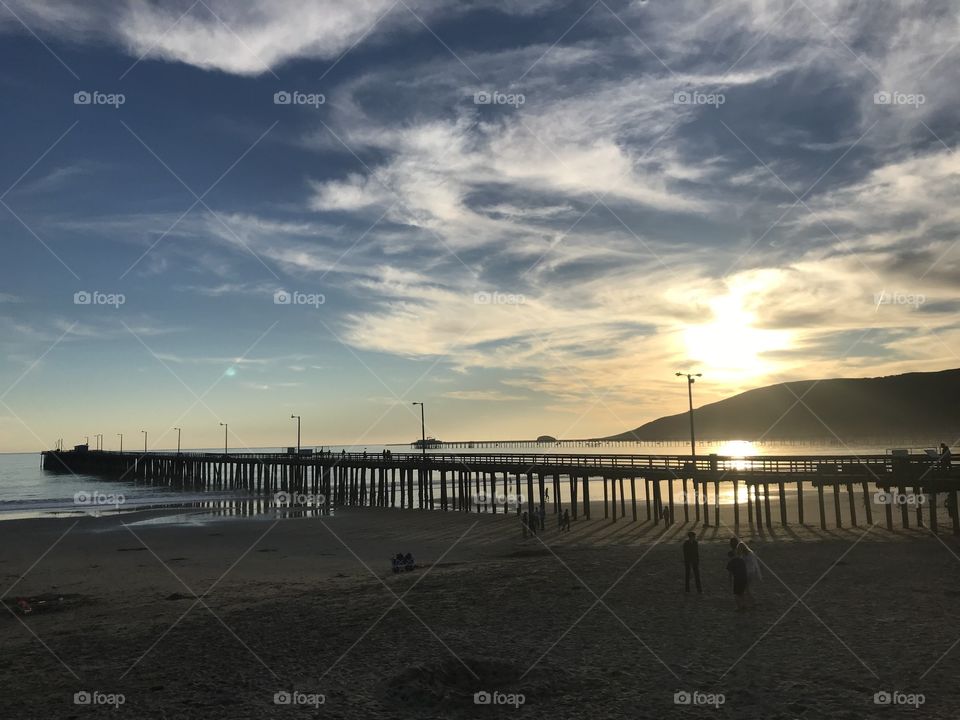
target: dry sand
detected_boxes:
[1,506,959,719]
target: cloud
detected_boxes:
[442,389,525,401]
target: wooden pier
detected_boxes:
[40,449,960,533]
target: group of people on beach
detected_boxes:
[519,504,572,537]
[682,532,762,610]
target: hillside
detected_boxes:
[604,369,960,442]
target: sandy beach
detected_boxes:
[2,507,959,719]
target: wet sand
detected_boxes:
[1,507,959,718]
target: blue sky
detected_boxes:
[1,0,959,452]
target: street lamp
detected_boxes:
[173,427,181,454]
[141,429,147,453]
[676,371,703,525]
[675,372,702,457]
[290,415,301,455]
[219,422,228,455]
[117,433,123,453]
[412,402,426,458]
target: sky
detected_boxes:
[0,0,958,453]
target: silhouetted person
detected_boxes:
[726,545,749,610]
[562,509,570,531]
[682,531,702,593]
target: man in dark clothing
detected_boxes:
[682,531,702,593]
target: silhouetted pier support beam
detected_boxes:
[861,481,873,525]
[833,481,842,528]
[570,474,578,520]
[644,479,651,520]
[667,477,675,525]
[733,479,740,528]
[778,480,787,526]
[847,483,857,527]
[797,479,804,524]
[682,477,689,522]
[630,477,638,521]
[817,482,826,530]
[603,477,609,520]
[693,476,700,522]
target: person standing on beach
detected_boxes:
[741,542,761,607]
[561,509,570,531]
[682,532,702,593]
[726,545,749,610]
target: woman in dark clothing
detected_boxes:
[726,544,749,611]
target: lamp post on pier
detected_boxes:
[173,427,181,454]
[676,372,703,525]
[219,422,228,455]
[412,402,426,459]
[141,430,147,453]
[117,433,123,453]
[290,415,301,455]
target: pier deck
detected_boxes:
[40,449,960,533]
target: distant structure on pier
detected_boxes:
[412,437,442,449]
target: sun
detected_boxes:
[682,288,790,382]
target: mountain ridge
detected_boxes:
[603,368,960,442]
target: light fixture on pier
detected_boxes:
[290,415,301,456]
[173,427,181,454]
[219,422,228,455]
[412,402,426,458]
